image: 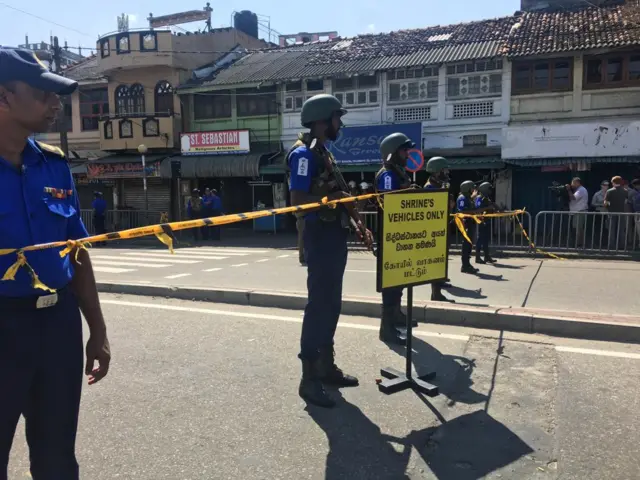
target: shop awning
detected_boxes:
[170,153,264,178]
[504,156,640,167]
[446,157,504,170]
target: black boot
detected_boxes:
[485,255,497,263]
[393,305,418,328]
[318,347,359,387]
[379,306,407,345]
[475,253,486,264]
[431,291,455,303]
[461,264,479,274]
[299,357,335,408]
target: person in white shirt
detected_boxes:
[566,177,588,247]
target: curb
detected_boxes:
[97,282,640,345]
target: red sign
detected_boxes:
[87,162,159,179]
[181,130,250,155]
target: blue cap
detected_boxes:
[0,47,77,95]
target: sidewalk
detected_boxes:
[94,249,640,344]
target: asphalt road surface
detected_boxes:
[89,245,640,315]
[8,294,640,479]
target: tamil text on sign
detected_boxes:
[377,190,449,291]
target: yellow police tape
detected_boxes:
[0,191,558,292]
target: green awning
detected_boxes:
[259,162,382,175]
[504,156,640,167]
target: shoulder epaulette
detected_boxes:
[35,141,66,159]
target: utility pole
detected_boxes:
[52,36,69,158]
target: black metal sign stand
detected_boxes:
[377,286,439,396]
[376,188,450,398]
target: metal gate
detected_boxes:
[122,178,171,213]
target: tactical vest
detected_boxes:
[285,132,349,224]
[374,162,411,194]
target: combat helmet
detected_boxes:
[380,133,415,161]
[478,182,493,196]
[426,156,448,173]
[300,94,347,128]
[460,180,475,195]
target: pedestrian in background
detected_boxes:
[591,180,610,246]
[92,191,107,246]
[566,177,588,248]
[0,46,110,479]
[630,179,640,247]
[201,187,214,241]
[604,176,628,250]
[187,188,203,242]
[210,188,223,241]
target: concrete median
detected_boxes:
[97,281,640,345]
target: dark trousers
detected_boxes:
[93,213,106,235]
[210,212,221,241]
[190,212,201,241]
[462,223,475,267]
[0,289,83,480]
[476,223,490,257]
[300,219,348,360]
[296,216,305,263]
[382,287,403,308]
[201,209,213,240]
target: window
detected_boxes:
[452,101,494,118]
[140,32,157,51]
[115,84,145,115]
[193,92,232,120]
[389,67,438,103]
[116,33,130,54]
[51,97,72,133]
[119,120,133,138]
[80,88,109,131]
[584,53,640,88]
[115,85,130,115]
[100,40,110,58]
[332,74,379,107]
[446,61,503,99]
[306,79,324,91]
[237,87,277,117]
[103,121,113,139]
[446,59,502,75]
[463,134,487,147]
[388,66,439,80]
[512,59,573,94]
[130,84,145,114]
[143,118,159,137]
[154,81,174,115]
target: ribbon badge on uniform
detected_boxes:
[44,187,73,200]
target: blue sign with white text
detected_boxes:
[327,123,422,165]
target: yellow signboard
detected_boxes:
[376,189,450,291]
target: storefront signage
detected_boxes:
[180,130,251,155]
[86,162,159,179]
[327,123,422,165]
[502,121,640,159]
[75,177,116,186]
[376,190,449,291]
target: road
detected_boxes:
[88,245,640,315]
[8,294,640,479]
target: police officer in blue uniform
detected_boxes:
[374,133,419,345]
[457,180,484,274]
[288,94,373,408]
[0,47,111,479]
[475,181,497,264]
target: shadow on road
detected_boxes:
[486,263,525,270]
[306,334,534,479]
[475,272,506,282]
[445,285,487,300]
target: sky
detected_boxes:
[1,0,521,55]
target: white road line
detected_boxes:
[164,273,192,279]
[178,248,268,255]
[121,252,228,260]
[92,255,201,264]
[173,250,249,256]
[99,299,470,341]
[92,266,137,274]
[256,259,269,263]
[555,346,640,360]
[232,263,249,267]
[346,269,376,273]
[203,268,222,272]
[277,254,291,258]
[91,260,171,268]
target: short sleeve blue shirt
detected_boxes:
[457,194,472,212]
[0,139,88,297]
[288,145,320,219]
[376,170,401,192]
[92,197,107,214]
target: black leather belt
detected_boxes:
[0,285,69,310]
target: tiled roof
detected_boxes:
[61,56,105,82]
[183,15,518,88]
[503,3,640,57]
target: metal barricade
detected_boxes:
[449,211,534,253]
[80,209,164,235]
[533,211,640,255]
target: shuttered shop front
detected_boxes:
[122,178,171,212]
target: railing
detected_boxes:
[533,211,640,256]
[80,210,165,235]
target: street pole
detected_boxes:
[52,36,69,158]
[138,144,149,212]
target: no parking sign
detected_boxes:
[405,149,424,173]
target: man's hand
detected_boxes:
[85,328,111,385]
[327,191,350,201]
[354,222,374,250]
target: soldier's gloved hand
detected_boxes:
[355,222,374,250]
[327,191,350,201]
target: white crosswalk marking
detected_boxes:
[91,260,171,268]
[165,273,192,279]
[92,266,137,274]
[178,248,267,255]
[92,255,202,264]
[203,268,222,272]
[121,252,228,260]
